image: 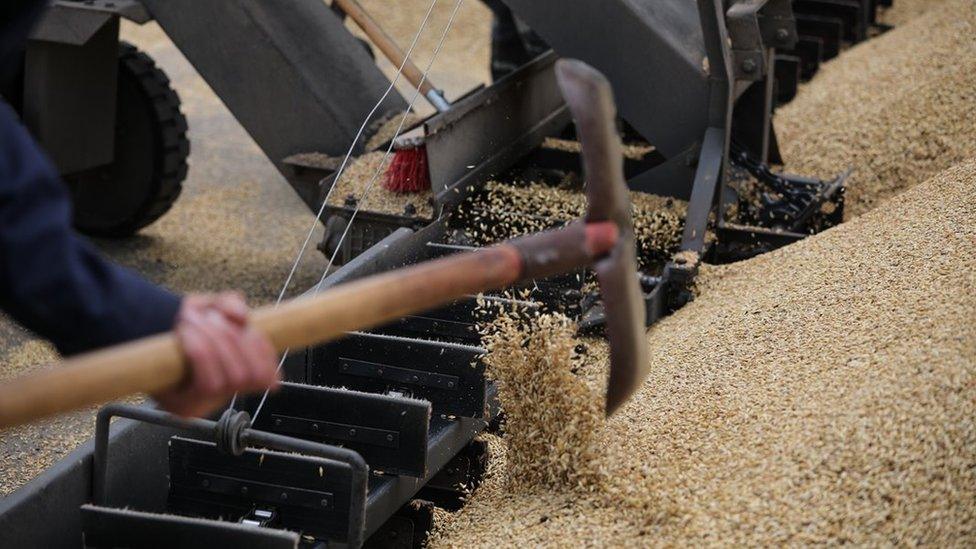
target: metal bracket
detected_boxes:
[311,332,488,419]
[246,382,432,477]
[94,404,369,547]
[727,0,771,82]
[425,51,569,207]
[340,359,461,392]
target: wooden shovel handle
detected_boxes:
[0,247,522,429]
[333,0,437,96]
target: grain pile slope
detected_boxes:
[430,158,976,547]
[777,0,976,218]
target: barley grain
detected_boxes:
[430,157,976,547]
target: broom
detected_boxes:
[332,0,451,194]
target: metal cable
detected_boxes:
[250,0,466,422]
[226,0,441,412]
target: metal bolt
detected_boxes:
[202,479,210,488]
[386,434,394,442]
[775,28,790,41]
[376,369,384,375]
[447,381,455,388]
[320,498,329,507]
[274,418,282,427]
[349,428,357,436]
[312,423,320,431]
[341,363,349,371]
[411,375,419,382]
[241,486,249,495]
[741,59,757,73]
[280,492,288,501]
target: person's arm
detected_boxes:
[0,1,278,418]
[0,100,182,355]
[0,101,280,415]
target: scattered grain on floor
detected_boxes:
[430,157,976,547]
[348,0,492,117]
[98,179,327,301]
[777,0,976,218]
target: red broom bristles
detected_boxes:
[383,142,431,193]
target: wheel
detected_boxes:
[65,42,189,237]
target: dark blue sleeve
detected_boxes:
[0,100,182,355]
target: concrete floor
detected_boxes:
[0,1,491,498]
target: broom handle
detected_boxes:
[333,0,448,110]
[0,246,523,429]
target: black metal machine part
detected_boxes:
[0,1,897,546]
[13,2,190,236]
[80,224,501,547]
[63,41,190,236]
[13,0,409,235]
[93,405,369,546]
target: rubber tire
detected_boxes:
[66,42,189,237]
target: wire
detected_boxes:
[226,0,441,413]
[250,0,466,422]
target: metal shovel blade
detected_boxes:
[554,59,650,416]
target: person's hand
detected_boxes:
[154,292,279,417]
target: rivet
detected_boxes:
[241,486,248,495]
[201,479,210,488]
[312,423,320,431]
[321,498,329,507]
[741,59,757,73]
[386,434,394,442]
[280,492,288,501]
[349,428,357,436]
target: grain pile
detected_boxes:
[431,157,976,546]
[324,152,435,218]
[456,181,686,270]
[777,0,976,218]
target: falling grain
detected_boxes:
[479,309,606,491]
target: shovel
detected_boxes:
[0,59,648,429]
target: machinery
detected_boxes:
[6,0,889,236]
[0,0,896,547]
